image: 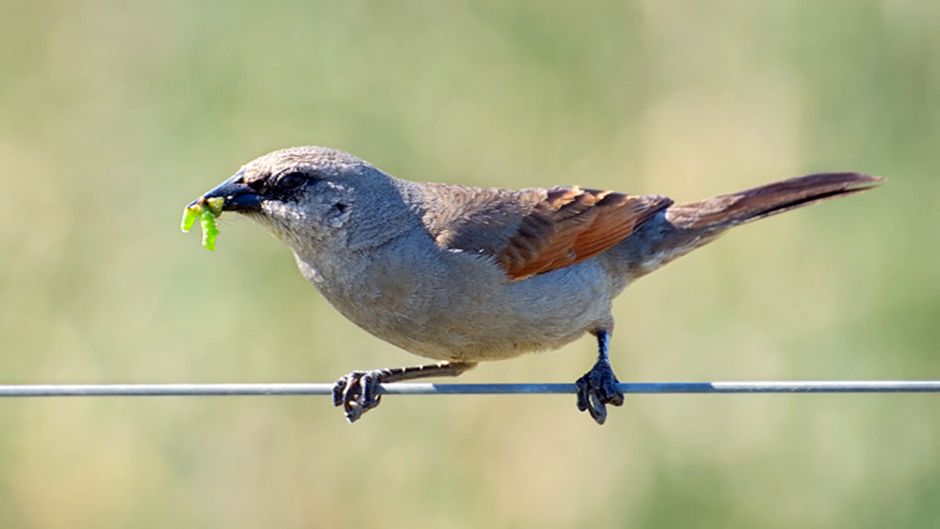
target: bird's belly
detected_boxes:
[352,309,598,362]
[301,246,616,363]
[332,260,614,362]
[317,290,580,362]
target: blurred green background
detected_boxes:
[1,0,938,527]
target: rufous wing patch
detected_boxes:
[498,187,672,279]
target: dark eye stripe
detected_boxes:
[277,172,305,189]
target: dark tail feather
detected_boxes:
[623,172,883,277]
[666,172,883,231]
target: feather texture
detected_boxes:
[417,183,672,280]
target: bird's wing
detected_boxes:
[417,183,672,280]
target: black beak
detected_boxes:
[190,173,264,212]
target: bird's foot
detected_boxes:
[331,362,476,423]
[575,360,624,425]
[332,370,385,423]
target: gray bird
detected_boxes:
[191,146,881,424]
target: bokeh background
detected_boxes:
[1,1,938,527]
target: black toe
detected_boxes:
[332,370,385,423]
[575,361,624,425]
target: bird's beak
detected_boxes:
[190,172,264,212]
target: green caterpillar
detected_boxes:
[180,197,224,250]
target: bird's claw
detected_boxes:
[575,361,624,425]
[332,370,384,423]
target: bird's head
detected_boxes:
[194,146,411,250]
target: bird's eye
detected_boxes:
[276,171,306,190]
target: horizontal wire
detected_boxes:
[0,381,938,397]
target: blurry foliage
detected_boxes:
[1,0,938,528]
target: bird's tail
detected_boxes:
[623,172,883,277]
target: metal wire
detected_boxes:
[0,380,938,397]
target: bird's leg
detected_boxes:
[575,329,624,425]
[332,361,476,423]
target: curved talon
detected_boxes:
[575,361,624,425]
[330,362,475,423]
[332,370,384,423]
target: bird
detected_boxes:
[190,146,882,424]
